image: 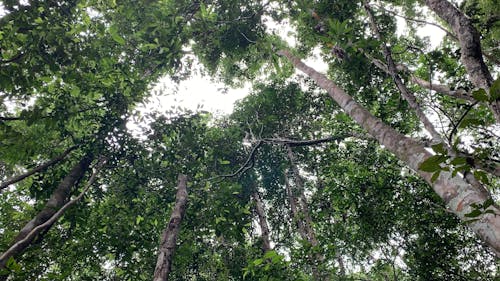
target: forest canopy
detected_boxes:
[0,0,499,280]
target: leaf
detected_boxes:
[431,143,446,154]
[136,215,144,225]
[458,117,485,129]
[109,25,125,45]
[450,157,467,166]
[472,88,489,102]
[253,258,263,266]
[489,78,500,101]
[431,171,440,183]
[473,170,490,184]
[464,209,482,218]
[419,155,446,172]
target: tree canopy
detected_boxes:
[0,0,499,280]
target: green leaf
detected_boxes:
[472,88,489,102]
[431,143,446,154]
[473,170,490,184]
[431,171,440,183]
[253,258,263,266]
[464,209,482,218]
[109,25,125,45]
[419,155,446,172]
[490,78,500,101]
[450,157,467,165]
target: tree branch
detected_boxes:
[0,146,78,191]
[424,0,499,122]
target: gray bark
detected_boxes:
[365,3,444,143]
[278,49,500,256]
[0,157,104,268]
[252,191,272,253]
[153,174,188,281]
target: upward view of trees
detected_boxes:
[0,0,498,280]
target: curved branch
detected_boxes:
[424,0,499,122]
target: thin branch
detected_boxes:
[261,135,349,146]
[0,145,78,191]
[361,47,475,102]
[447,101,479,144]
[0,158,106,267]
[0,52,25,65]
[373,4,457,40]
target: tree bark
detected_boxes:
[0,153,93,269]
[278,49,500,256]
[252,191,272,253]
[424,0,499,122]
[153,174,188,281]
[0,146,78,191]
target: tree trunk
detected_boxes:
[252,191,272,253]
[424,0,499,122]
[278,49,500,256]
[0,153,93,269]
[153,174,188,281]
[0,157,104,269]
[284,147,329,281]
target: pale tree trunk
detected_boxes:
[0,153,93,269]
[285,146,330,281]
[252,191,272,253]
[153,174,188,281]
[278,49,500,256]
[284,173,322,280]
[424,0,499,122]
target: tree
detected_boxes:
[0,0,499,280]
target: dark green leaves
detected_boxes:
[419,155,447,173]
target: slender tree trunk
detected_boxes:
[424,0,499,122]
[278,49,500,256]
[285,147,329,281]
[284,172,322,279]
[364,3,443,143]
[153,174,188,281]
[0,145,78,191]
[0,153,93,269]
[252,191,272,253]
